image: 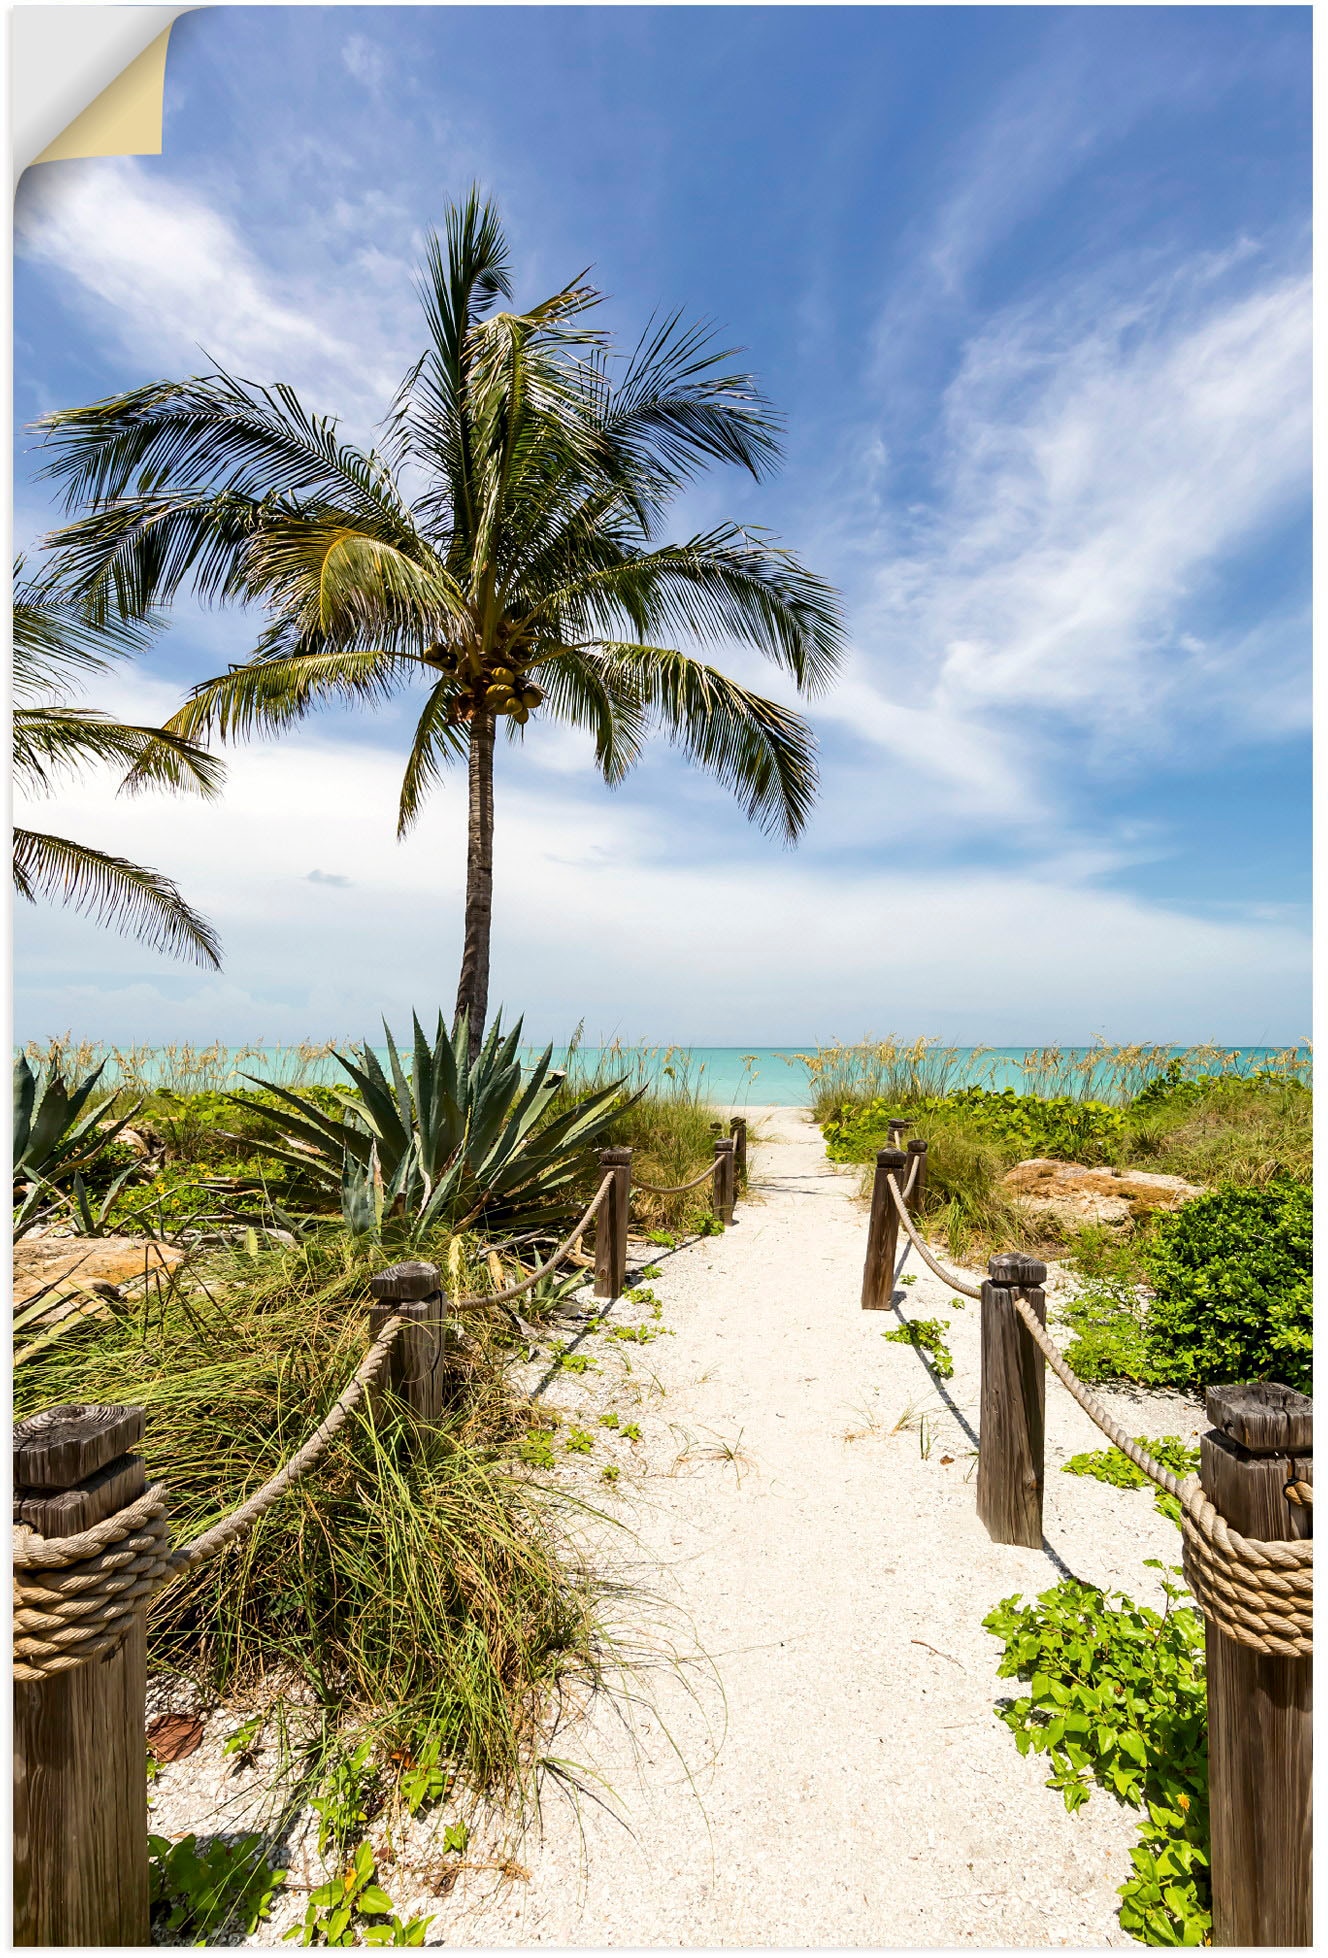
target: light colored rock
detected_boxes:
[14,1232,185,1305]
[1003,1158,1204,1229]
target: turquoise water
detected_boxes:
[42,1043,1304,1106]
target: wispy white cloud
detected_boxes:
[15,160,411,421]
[840,251,1310,812]
[341,34,387,92]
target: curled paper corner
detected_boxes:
[13,6,193,175]
[33,26,174,166]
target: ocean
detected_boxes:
[37,1043,1304,1106]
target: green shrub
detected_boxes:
[823,1087,1125,1167]
[149,1831,286,1943]
[881,1316,954,1378]
[1141,1182,1312,1394]
[984,1566,1209,1945]
[1062,1437,1200,1525]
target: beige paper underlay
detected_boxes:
[32,24,174,166]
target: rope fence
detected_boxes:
[861,1137,1312,1946]
[13,1129,747,1694]
[632,1160,723,1196]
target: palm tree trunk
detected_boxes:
[454,708,495,1061]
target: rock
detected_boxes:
[1003,1159,1204,1230]
[14,1233,186,1307]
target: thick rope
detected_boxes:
[166,1313,405,1573]
[633,1160,719,1197]
[454,1175,613,1306]
[885,1174,982,1298]
[12,1315,409,1682]
[1010,1296,1311,1659]
[14,1486,174,1682]
[903,1152,921,1201]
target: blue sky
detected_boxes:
[13,4,1311,1046]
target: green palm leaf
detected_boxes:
[13,829,221,968]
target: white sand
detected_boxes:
[152,1106,1200,1946]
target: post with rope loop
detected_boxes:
[861,1148,907,1311]
[1199,1383,1311,1947]
[976,1253,1048,1549]
[594,1147,632,1300]
[729,1116,748,1185]
[14,1404,156,1946]
[368,1262,447,1425]
[905,1137,928,1208]
[713,1136,737,1227]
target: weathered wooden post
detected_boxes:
[594,1147,632,1299]
[368,1261,447,1423]
[976,1253,1048,1547]
[906,1137,928,1206]
[14,1404,157,1946]
[886,1117,913,1153]
[713,1137,737,1225]
[1199,1383,1311,1947]
[860,1147,906,1311]
[729,1116,748,1184]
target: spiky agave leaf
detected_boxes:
[229,1008,638,1238]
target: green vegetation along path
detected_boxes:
[432,1106,1200,1947]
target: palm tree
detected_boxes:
[36,191,843,1052]
[13,561,224,966]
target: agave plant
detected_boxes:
[13,1054,143,1235]
[227,1012,634,1241]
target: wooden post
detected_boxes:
[14,1404,152,1946]
[1201,1383,1311,1948]
[729,1116,748,1184]
[713,1137,737,1225]
[861,1147,906,1311]
[886,1117,913,1152]
[976,1253,1048,1548]
[368,1261,447,1424]
[594,1147,632,1299]
[906,1137,928,1208]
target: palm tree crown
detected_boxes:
[12,561,224,968]
[37,191,844,1042]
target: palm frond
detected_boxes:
[12,555,155,695]
[534,524,845,696]
[529,645,650,785]
[604,645,820,840]
[13,829,222,967]
[167,648,419,743]
[396,678,470,836]
[597,310,783,495]
[14,707,223,799]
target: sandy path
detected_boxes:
[423,1106,1200,1948]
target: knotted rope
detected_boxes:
[885,1174,981,1298]
[1010,1295,1312,1659]
[454,1175,613,1307]
[633,1160,720,1197]
[13,1313,407,1682]
[14,1485,174,1683]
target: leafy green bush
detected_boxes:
[1062,1436,1200,1524]
[149,1831,286,1943]
[984,1566,1209,1945]
[1140,1182,1312,1394]
[1060,1272,1156,1385]
[881,1316,954,1378]
[823,1087,1125,1166]
[285,1839,433,1947]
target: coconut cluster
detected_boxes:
[425,643,545,725]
